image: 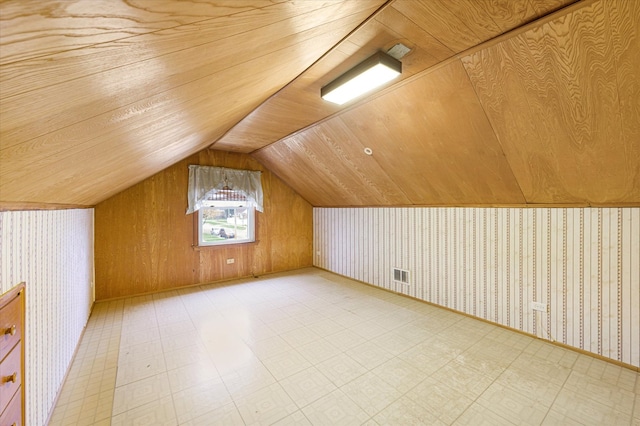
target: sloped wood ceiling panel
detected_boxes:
[0,0,384,206]
[0,1,285,65]
[254,60,525,206]
[2,0,636,209]
[254,124,413,207]
[254,0,639,207]
[462,0,640,204]
[213,0,576,153]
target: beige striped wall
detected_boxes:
[314,207,640,368]
[0,209,94,426]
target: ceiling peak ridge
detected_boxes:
[247,0,592,156]
[209,0,393,150]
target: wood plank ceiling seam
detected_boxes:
[0,1,336,99]
[2,0,637,208]
[456,56,529,206]
[209,0,396,151]
[1,2,380,145]
[0,1,291,66]
[248,0,587,157]
[249,0,640,207]
[0,0,385,206]
[213,0,580,154]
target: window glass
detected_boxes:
[198,200,255,246]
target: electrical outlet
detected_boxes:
[226,258,235,264]
[532,301,547,312]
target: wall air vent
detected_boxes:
[393,268,410,284]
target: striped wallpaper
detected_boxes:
[314,207,640,368]
[0,209,94,426]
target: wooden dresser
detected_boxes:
[0,283,24,426]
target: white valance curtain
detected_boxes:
[186,165,263,214]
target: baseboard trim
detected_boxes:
[44,301,95,426]
[314,266,640,372]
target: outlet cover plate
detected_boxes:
[532,301,547,312]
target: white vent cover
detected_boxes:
[393,268,410,284]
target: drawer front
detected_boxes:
[0,342,21,415]
[0,295,21,361]
[0,386,21,426]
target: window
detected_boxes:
[187,165,262,247]
[198,199,255,246]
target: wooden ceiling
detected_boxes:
[214,0,575,153]
[252,0,640,206]
[1,0,638,208]
[0,0,384,206]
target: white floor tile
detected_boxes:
[372,357,428,394]
[222,362,278,398]
[346,340,395,370]
[374,394,444,426]
[407,377,474,425]
[172,378,233,423]
[112,372,171,416]
[280,366,337,408]
[262,349,313,381]
[166,361,221,393]
[49,268,639,426]
[301,389,370,426]
[235,382,298,425]
[271,410,312,426]
[111,395,176,426]
[317,353,368,387]
[341,371,402,416]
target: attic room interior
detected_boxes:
[0,0,638,425]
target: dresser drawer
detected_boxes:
[0,386,21,426]
[0,342,21,416]
[0,294,21,362]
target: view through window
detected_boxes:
[198,199,255,246]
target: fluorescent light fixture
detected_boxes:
[321,51,402,105]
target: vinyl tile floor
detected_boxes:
[49,268,640,425]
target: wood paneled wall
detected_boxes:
[95,150,312,300]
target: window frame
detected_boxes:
[195,200,256,248]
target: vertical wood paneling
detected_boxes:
[95,150,312,300]
[314,206,640,368]
[0,209,93,426]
